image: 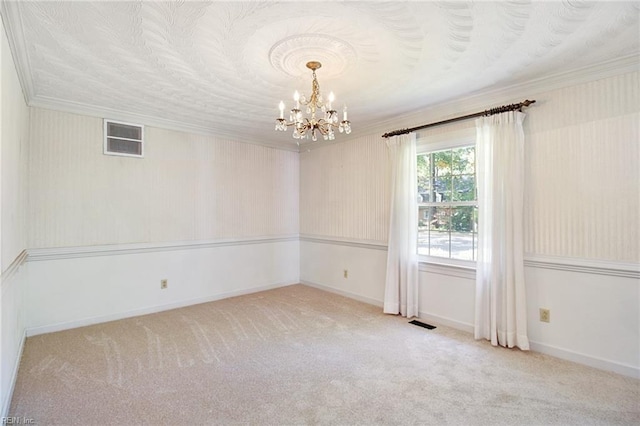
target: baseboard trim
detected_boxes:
[529,340,639,379]
[415,312,639,378]
[297,279,639,379]
[27,236,299,262]
[26,281,298,337]
[300,280,383,308]
[1,329,27,418]
[417,311,475,334]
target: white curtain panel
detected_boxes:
[383,133,419,318]
[474,111,530,350]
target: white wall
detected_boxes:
[0,256,27,418]
[525,265,638,375]
[300,69,640,377]
[26,239,299,335]
[300,239,387,306]
[0,16,30,417]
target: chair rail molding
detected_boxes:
[524,254,640,279]
[27,235,300,262]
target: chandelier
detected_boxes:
[275,61,351,143]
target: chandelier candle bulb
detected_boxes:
[278,101,284,119]
[343,106,348,121]
[294,91,300,109]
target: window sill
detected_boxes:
[418,256,476,280]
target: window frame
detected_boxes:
[416,128,477,269]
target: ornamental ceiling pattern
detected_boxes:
[3,1,639,148]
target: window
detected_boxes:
[104,120,144,157]
[417,145,477,263]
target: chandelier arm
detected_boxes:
[315,119,331,134]
[278,120,305,128]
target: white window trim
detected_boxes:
[419,259,476,280]
[103,119,144,158]
[419,255,476,270]
[416,127,477,268]
[416,127,475,154]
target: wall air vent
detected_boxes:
[104,120,144,158]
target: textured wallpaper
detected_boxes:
[28,109,299,248]
[523,72,639,262]
[1,30,30,270]
[26,71,639,262]
[300,71,639,263]
[300,134,390,244]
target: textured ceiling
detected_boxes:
[3,1,639,149]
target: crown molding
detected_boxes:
[1,1,32,106]
[359,54,640,146]
[29,96,301,152]
[301,52,638,153]
[1,1,300,153]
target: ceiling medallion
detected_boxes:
[275,61,351,144]
[268,34,356,78]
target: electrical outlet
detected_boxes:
[160,279,168,289]
[343,269,348,279]
[539,308,550,323]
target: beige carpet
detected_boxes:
[10,284,640,425]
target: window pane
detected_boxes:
[417,154,430,199]
[415,145,477,262]
[418,206,431,226]
[451,206,474,232]
[451,232,474,261]
[450,206,477,260]
[429,206,451,231]
[429,231,450,258]
[418,206,429,256]
[452,174,475,201]
[434,176,451,202]
[420,191,437,203]
[433,150,452,176]
[451,146,475,175]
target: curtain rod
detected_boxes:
[381,99,536,138]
